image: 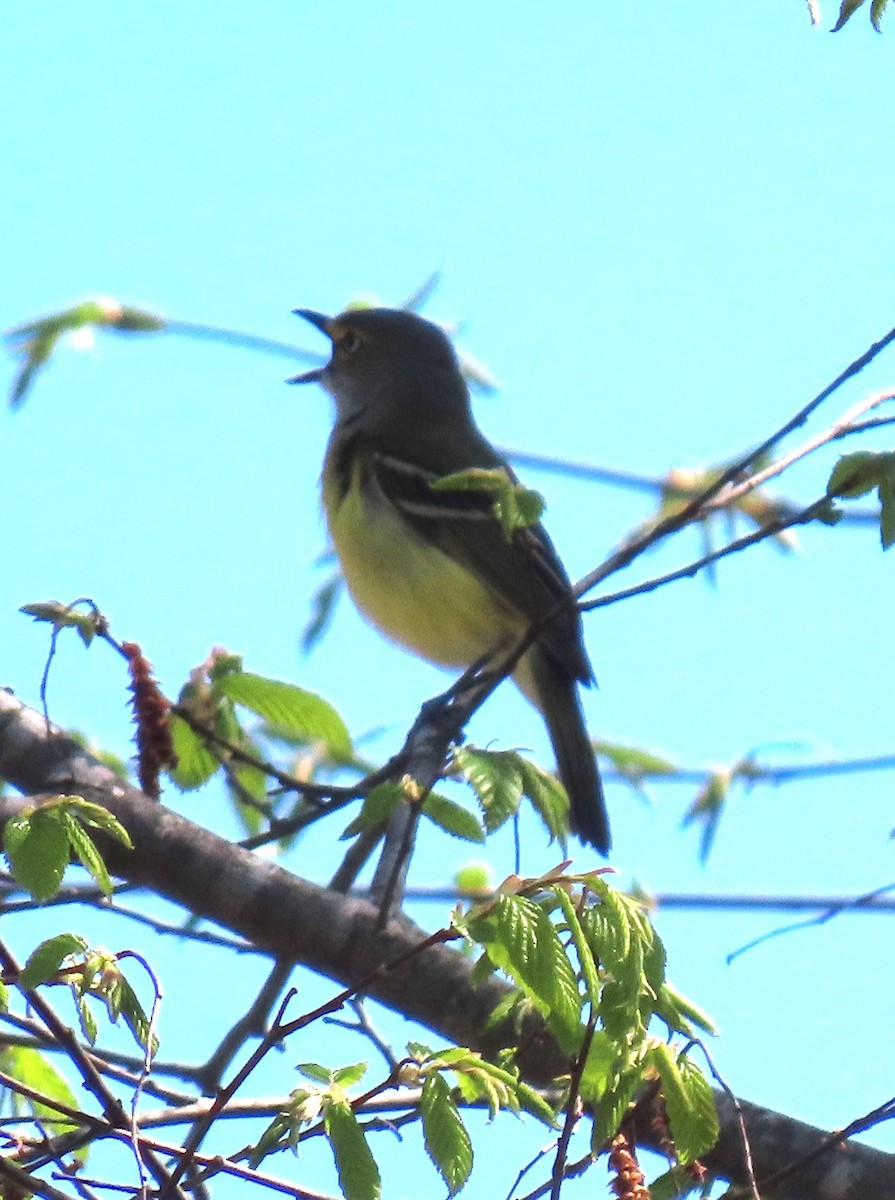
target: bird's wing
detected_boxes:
[363,437,593,686]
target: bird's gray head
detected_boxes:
[289,307,469,427]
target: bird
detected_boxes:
[289,306,610,854]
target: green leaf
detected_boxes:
[20,934,88,989]
[58,797,132,846]
[682,768,731,864]
[832,0,868,27]
[298,1062,334,1085]
[215,672,352,757]
[578,1030,618,1103]
[878,472,895,549]
[167,715,221,790]
[871,0,889,29]
[422,792,486,842]
[4,808,69,901]
[19,600,104,645]
[116,976,158,1054]
[60,811,114,896]
[466,894,582,1052]
[597,741,678,791]
[77,995,99,1044]
[517,759,569,841]
[333,1062,368,1088]
[1,1046,80,1134]
[655,982,719,1039]
[341,781,403,837]
[651,1045,719,1164]
[324,1097,381,1200]
[647,1164,707,1200]
[455,746,523,832]
[431,468,545,539]
[826,451,895,506]
[590,1062,643,1151]
[301,569,343,654]
[421,1072,473,1195]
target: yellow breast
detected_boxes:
[322,454,524,669]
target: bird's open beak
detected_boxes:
[288,309,334,384]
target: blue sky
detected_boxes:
[4,3,895,1195]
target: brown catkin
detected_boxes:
[121,641,177,799]
[608,1132,651,1200]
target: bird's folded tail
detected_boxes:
[525,647,610,855]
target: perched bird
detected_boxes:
[290,307,610,853]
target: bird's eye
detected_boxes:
[339,331,363,356]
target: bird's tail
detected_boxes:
[522,647,610,855]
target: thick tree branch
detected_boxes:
[1,689,893,1199]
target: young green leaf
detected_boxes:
[422,793,486,843]
[4,808,69,901]
[333,1062,369,1089]
[647,1164,706,1200]
[465,894,582,1053]
[215,672,352,757]
[651,1044,719,1164]
[298,1062,335,1085]
[455,746,523,832]
[1,1045,80,1134]
[516,759,569,841]
[341,781,404,837]
[59,811,114,895]
[324,1097,381,1200]
[590,1062,644,1152]
[20,934,88,989]
[420,1072,473,1195]
[167,715,221,790]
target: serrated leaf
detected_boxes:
[467,894,581,1051]
[216,672,352,757]
[20,934,88,989]
[114,976,158,1054]
[324,1098,381,1200]
[517,759,568,841]
[2,1046,80,1134]
[655,983,719,1039]
[298,1062,333,1085]
[58,798,132,846]
[455,746,523,832]
[76,995,98,1045]
[421,1072,473,1195]
[422,793,486,842]
[514,1079,560,1126]
[167,715,221,790]
[578,1030,618,1102]
[333,1062,368,1088]
[60,811,113,895]
[591,1062,643,1150]
[651,1045,719,1164]
[4,808,69,901]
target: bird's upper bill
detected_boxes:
[288,309,334,384]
